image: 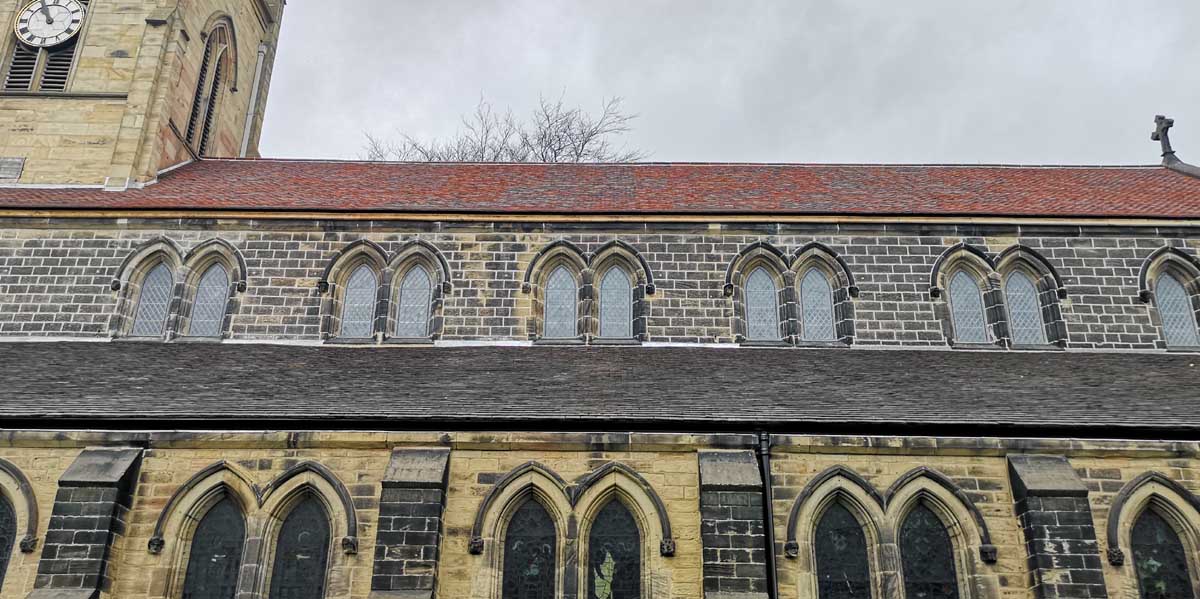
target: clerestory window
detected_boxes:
[598,266,634,339]
[1003,270,1047,346]
[948,270,988,344]
[1155,273,1200,348]
[543,266,578,339]
[188,263,230,337]
[131,263,174,337]
[744,267,780,341]
[394,265,433,338]
[799,268,837,342]
[339,264,378,339]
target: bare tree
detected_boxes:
[363,96,647,163]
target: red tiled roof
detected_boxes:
[2,159,1200,218]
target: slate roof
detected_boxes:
[4,342,1199,436]
[1,160,1199,218]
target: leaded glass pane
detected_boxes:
[503,499,557,599]
[816,503,871,599]
[900,504,959,599]
[1004,271,1047,345]
[189,264,230,337]
[1133,510,1195,599]
[268,497,329,599]
[745,268,780,341]
[131,263,174,336]
[0,495,14,591]
[395,266,433,338]
[181,497,245,599]
[800,269,836,341]
[599,267,633,339]
[949,271,988,344]
[1156,274,1200,348]
[544,267,577,339]
[340,265,377,338]
[588,500,640,599]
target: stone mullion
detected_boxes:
[578,269,595,340]
[632,283,649,341]
[780,271,799,342]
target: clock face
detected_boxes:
[14,0,86,48]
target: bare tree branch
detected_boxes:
[362,95,646,163]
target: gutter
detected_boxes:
[757,431,779,599]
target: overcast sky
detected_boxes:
[259,1,1199,165]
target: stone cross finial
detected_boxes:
[1153,115,1175,158]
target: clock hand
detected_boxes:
[39,0,53,25]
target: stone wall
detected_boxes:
[0,432,1190,599]
[1,217,1198,349]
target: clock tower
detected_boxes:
[0,0,285,187]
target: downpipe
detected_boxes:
[757,431,779,599]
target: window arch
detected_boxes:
[948,270,988,344]
[131,262,175,337]
[188,263,231,338]
[587,499,641,599]
[339,264,379,339]
[0,494,13,590]
[815,502,872,599]
[1156,273,1200,348]
[502,498,558,599]
[268,495,330,599]
[745,267,781,341]
[799,267,836,342]
[1002,270,1046,346]
[544,266,579,339]
[394,265,433,338]
[1132,508,1195,599]
[180,496,245,599]
[598,266,634,339]
[900,503,959,599]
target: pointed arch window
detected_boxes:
[189,263,230,337]
[800,268,837,342]
[394,265,433,338]
[0,494,14,590]
[503,499,557,599]
[948,271,988,344]
[745,267,780,341]
[544,266,578,339]
[1156,273,1200,348]
[815,503,871,599]
[131,263,174,336]
[599,267,634,339]
[186,24,231,156]
[588,500,640,599]
[340,265,378,339]
[1132,509,1195,599]
[269,496,330,599]
[900,504,959,599]
[181,497,245,599]
[1004,270,1047,345]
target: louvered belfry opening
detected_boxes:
[187,24,230,157]
[2,0,89,92]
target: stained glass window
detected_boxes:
[395,265,433,338]
[340,265,377,338]
[0,494,14,590]
[1004,271,1047,345]
[131,263,174,336]
[745,268,780,341]
[1132,510,1195,599]
[1156,274,1200,348]
[589,500,640,599]
[800,268,837,341]
[181,497,245,599]
[189,263,230,337]
[949,271,988,344]
[815,502,871,599]
[599,267,633,339]
[268,496,330,599]
[503,499,557,599]
[544,266,577,339]
[900,504,959,599]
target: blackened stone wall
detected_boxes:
[1008,455,1108,599]
[30,447,141,599]
[0,218,1196,348]
[698,451,768,599]
[370,448,451,599]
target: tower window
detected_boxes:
[2,0,90,92]
[186,23,232,156]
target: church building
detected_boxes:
[3,2,1200,599]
